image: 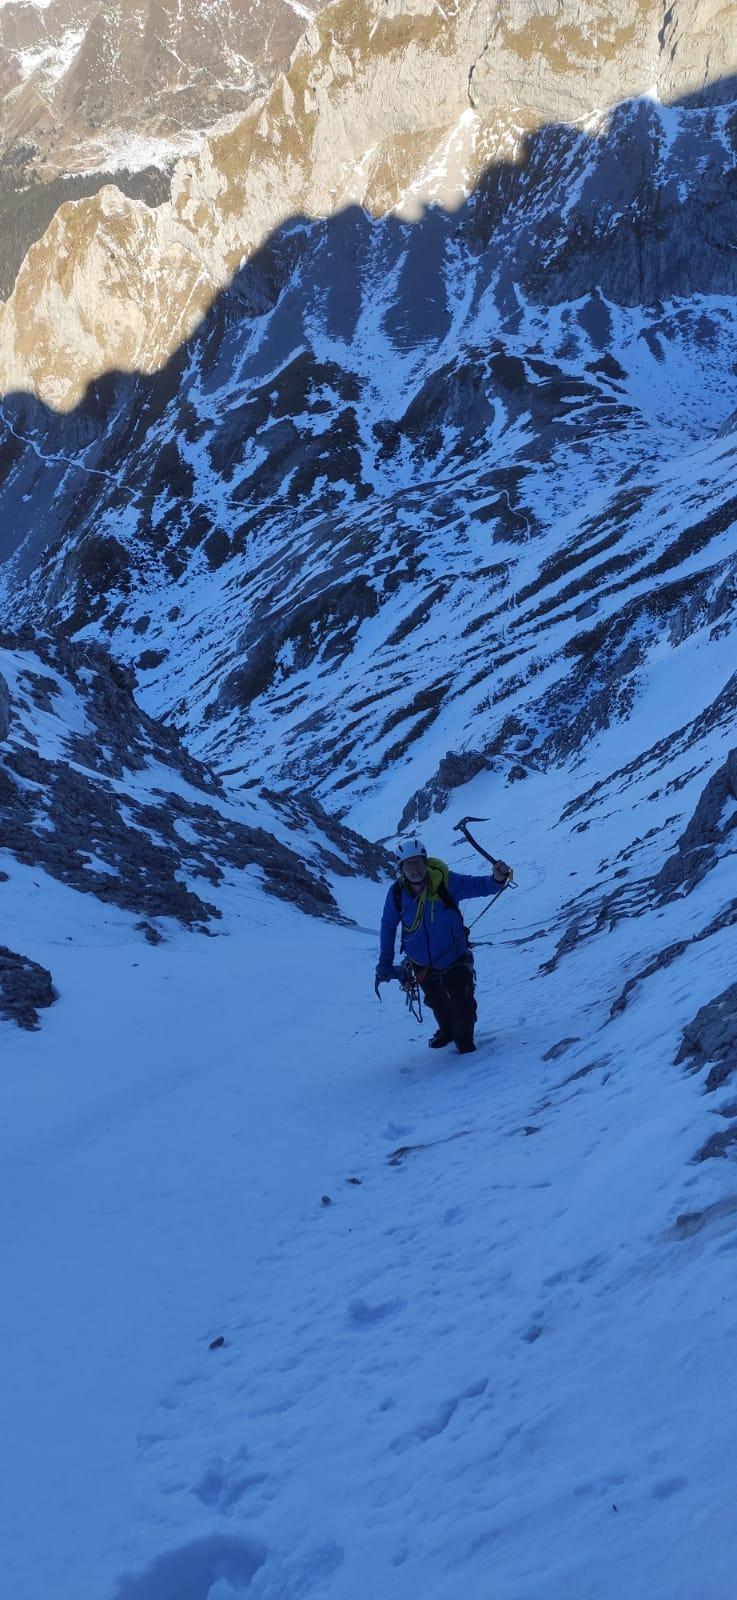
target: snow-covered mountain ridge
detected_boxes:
[3,124,737,818]
[1,0,736,408]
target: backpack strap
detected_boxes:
[436,876,472,944]
[392,874,471,948]
[435,877,457,912]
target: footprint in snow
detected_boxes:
[193,1448,267,1513]
[348,1296,406,1329]
[391,1378,489,1454]
[652,1475,689,1499]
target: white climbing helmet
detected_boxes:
[397,835,427,865]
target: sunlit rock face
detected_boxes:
[0,0,320,298]
[0,0,316,176]
[1,0,736,408]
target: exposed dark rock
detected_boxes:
[652,748,737,901]
[606,900,737,1019]
[694,1125,737,1163]
[0,945,56,1030]
[670,1195,737,1238]
[137,650,167,672]
[218,577,381,715]
[0,671,9,740]
[676,982,737,1092]
[398,749,493,830]
[17,669,60,713]
[543,744,737,974]
[259,787,393,882]
[549,1058,611,1095]
[561,671,737,831]
[522,100,737,307]
[542,1037,581,1061]
[0,629,349,931]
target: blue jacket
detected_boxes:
[379,871,505,973]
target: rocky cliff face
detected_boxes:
[1,0,736,408]
[0,0,316,179]
[0,0,318,296]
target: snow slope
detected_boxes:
[2,660,736,1596]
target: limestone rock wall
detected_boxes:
[1,0,736,409]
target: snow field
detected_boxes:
[2,737,736,1598]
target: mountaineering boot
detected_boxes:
[429,1029,453,1048]
[456,1040,476,1054]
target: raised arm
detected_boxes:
[448,870,507,901]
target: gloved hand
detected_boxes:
[493,859,513,884]
[375,960,395,984]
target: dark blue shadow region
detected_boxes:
[112,1536,266,1600]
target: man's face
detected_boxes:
[402,855,427,888]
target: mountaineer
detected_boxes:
[375,836,513,1054]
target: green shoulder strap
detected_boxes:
[426,858,456,907]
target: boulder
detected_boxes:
[0,946,56,1031]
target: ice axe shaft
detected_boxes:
[453,815,517,887]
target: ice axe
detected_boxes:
[374,963,403,1000]
[453,816,517,888]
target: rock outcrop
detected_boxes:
[652,747,737,901]
[677,982,737,1093]
[540,739,737,981]
[0,0,320,299]
[0,945,56,1031]
[0,628,388,935]
[0,669,9,740]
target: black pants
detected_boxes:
[418,956,477,1047]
